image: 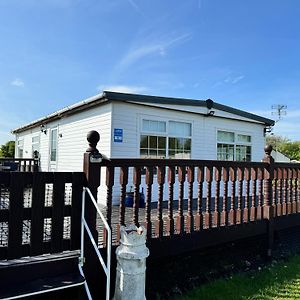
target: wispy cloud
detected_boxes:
[97,84,148,94]
[212,72,245,88]
[127,0,145,16]
[117,32,192,72]
[11,78,25,87]
[224,75,245,84]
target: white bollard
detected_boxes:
[113,224,149,300]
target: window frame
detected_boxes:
[216,129,252,161]
[32,134,40,157]
[139,116,192,159]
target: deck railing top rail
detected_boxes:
[100,158,268,168]
[274,162,300,168]
[0,158,37,162]
[0,158,40,172]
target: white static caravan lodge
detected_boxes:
[12,91,274,205]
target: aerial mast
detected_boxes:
[271,104,287,122]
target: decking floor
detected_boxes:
[96,199,244,247]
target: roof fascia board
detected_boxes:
[12,94,108,133]
[103,91,274,126]
[120,101,268,126]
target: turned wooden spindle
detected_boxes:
[145,166,154,239]
[196,166,204,230]
[222,167,229,226]
[167,166,175,236]
[176,166,186,234]
[156,166,165,237]
[229,167,236,225]
[205,166,213,229]
[133,167,141,227]
[243,167,250,223]
[186,166,195,233]
[214,167,221,227]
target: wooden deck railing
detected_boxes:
[97,145,300,254]
[0,158,39,172]
[0,171,86,260]
[100,160,268,238]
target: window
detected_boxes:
[17,139,24,158]
[236,145,251,161]
[169,121,191,136]
[168,121,191,159]
[32,135,40,157]
[142,120,166,133]
[140,119,192,159]
[50,129,57,162]
[140,135,166,158]
[217,131,234,143]
[217,130,251,161]
[217,143,234,161]
[237,134,251,143]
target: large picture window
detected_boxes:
[217,130,252,161]
[140,119,192,159]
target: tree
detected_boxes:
[266,134,300,161]
[279,141,300,161]
[0,141,15,158]
[266,135,290,149]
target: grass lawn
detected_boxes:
[176,255,300,300]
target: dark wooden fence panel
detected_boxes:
[30,172,47,256]
[0,158,39,172]
[0,171,86,260]
[7,173,29,259]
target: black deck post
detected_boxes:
[83,130,102,299]
[263,144,275,257]
[83,131,101,238]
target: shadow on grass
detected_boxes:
[177,255,300,300]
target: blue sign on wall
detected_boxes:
[114,128,123,143]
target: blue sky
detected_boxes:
[1,0,300,144]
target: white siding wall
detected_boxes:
[39,129,49,171]
[56,104,112,171]
[130,102,264,124]
[14,101,266,206]
[15,128,41,159]
[14,103,113,205]
[108,102,266,204]
[111,102,265,160]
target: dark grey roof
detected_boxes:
[104,91,274,126]
[12,91,274,133]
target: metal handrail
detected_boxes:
[79,187,111,300]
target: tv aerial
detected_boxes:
[271,104,287,122]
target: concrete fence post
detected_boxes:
[113,224,149,300]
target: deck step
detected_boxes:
[0,251,85,300]
[0,272,85,300]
